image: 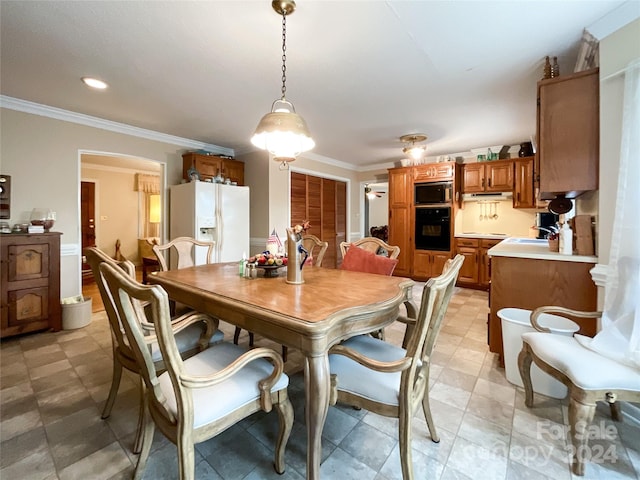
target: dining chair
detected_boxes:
[235,234,329,360]
[152,236,215,315]
[84,247,223,453]
[340,236,400,260]
[99,261,294,480]
[328,254,464,480]
[518,306,640,476]
[151,236,214,271]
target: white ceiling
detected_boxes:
[0,1,633,170]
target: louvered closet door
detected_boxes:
[290,172,346,269]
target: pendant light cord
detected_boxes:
[281,11,287,100]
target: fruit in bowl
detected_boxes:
[249,252,287,267]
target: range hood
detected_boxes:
[462,192,513,202]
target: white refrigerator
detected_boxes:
[170,182,250,264]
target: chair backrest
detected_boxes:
[84,246,138,359]
[285,234,329,267]
[405,255,464,385]
[339,237,400,259]
[99,261,177,421]
[152,236,214,271]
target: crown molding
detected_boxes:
[0,95,234,157]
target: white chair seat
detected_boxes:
[329,335,411,406]
[150,324,224,362]
[158,342,289,429]
[522,332,640,390]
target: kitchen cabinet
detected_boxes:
[413,162,454,182]
[462,160,513,193]
[455,237,501,289]
[182,152,245,185]
[489,255,597,363]
[412,250,450,279]
[388,167,412,277]
[537,68,598,199]
[513,157,535,208]
[1,232,62,338]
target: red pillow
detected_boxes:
[340,244,398,276]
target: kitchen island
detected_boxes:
[487,237,598,363]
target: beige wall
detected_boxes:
[598,18,640,267]
[1,108,189,297]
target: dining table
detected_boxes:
[149,262,416,479]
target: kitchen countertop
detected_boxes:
[455,232,510,240]
[488,237,598,263]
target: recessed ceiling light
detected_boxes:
[81,77,108,90]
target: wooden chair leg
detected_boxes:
[398,405,414,480]
[273,394,294,474]
[233,326,241,345]
[421,382,440,443]
[606,393,621,421]
[101,354,123,419]
[518,345,535,408]
[568,398,596,476]
[133,401,155,480]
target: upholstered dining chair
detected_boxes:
[328,254,464,480]
[340,236,400,260]
[84,247,223,453]
[518,306,640,476]
[235,234,329,360]
[99,261,294,480]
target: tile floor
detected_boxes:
[1,285,639,480]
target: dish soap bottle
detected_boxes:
[559,222,573,255]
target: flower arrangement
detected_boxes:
[291,220,311,241]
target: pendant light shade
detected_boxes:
[400,133,427,162]
[251,0,314,170]
[251,99,314,163]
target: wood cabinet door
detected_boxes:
[485,161,513,192]
[8,244,49,281]
[456,246,479,284]
[388,168,412,276]
[538,68,599,198]
[413,163,454,182]
[462,164,484,193]
[222,159,245,186]
[389,205,411,276]
[513,158,535,208]
[412,250,432,278]
[432,252,451,277]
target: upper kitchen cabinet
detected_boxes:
[537,68,599,199]
[513,157,535,208]
[462,160,513,193]
[182,152,245,185]
[413,162,454,182]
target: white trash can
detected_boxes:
[61,296,93,330]
[498,307,579,399]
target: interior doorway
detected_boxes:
[364,182,388,237]
[80,181,96,284]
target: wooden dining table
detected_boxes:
[149,262,416,479]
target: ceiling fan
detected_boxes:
[365,185,385,199]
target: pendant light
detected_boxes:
[251,0,314,171]
[400,134,427,162]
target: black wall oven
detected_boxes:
[415,206,451,251]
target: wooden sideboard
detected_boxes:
[1,232,62,338]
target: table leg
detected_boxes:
[305,354,330,480]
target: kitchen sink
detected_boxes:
[508,238,548,244]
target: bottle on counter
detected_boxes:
[239,253,246,277]
[559,223,573,255]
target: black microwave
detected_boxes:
[415,181,452,205]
